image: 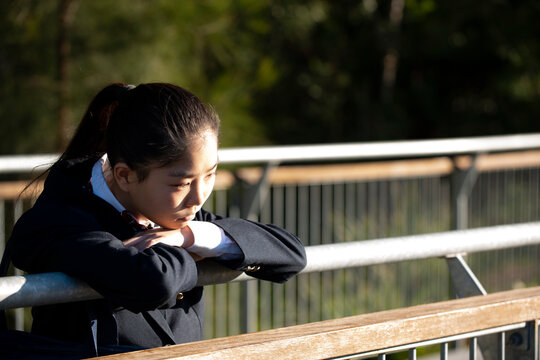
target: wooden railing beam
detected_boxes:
[100,287,540,360]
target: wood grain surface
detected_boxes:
[97,286,540,360]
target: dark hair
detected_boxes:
[61,82,220,180]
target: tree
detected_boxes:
[1,0,540,154]
[251,0,540,144]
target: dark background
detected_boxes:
[1,0,539,154]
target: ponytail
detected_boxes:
[19,83,132,199]
[60,83,133,162]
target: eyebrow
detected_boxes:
[167,162,218,178]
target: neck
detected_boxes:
[103,160,144,222]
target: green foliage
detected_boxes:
[0,1,58,154]
[1,0,540,154]
[251,0,540,143]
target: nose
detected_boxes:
[185,180,206,208]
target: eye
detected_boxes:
[204,172,216,183]
[172,181,190,189]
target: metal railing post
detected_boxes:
[448,154,483,358]
[240,161,279,221]
[533,319,538,360]
[240,279,258,335]
[444,242,535,359]
[13,199,24,331]
[440,342,449,360]
[0,200,4,258]
[445,254,486,298]
[470,337,478,360]
[498,332,505,360]
[445,253,508,360]
[451,154,480,231]
[238,161,279,335]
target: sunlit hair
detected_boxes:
[60,83,220,181]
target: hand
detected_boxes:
[123,227,193,251]
[188,252,204,262]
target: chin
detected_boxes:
[154,219,184,230]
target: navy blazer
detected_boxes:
[9,157,306,348]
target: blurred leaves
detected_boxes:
[1,0,540,154]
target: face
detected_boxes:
[122,130,218,229]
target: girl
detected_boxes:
[8,83,306,352]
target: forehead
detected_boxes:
[157,132,219,177]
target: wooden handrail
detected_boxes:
[237,149,540,185]
[99,287,540,360]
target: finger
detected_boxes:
[125,233,160,249]
[132,237,159,251]
[123,235,147,247]
[124,230,181,250]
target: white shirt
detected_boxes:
[90,155,242,260]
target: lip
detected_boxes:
[178,213,196,222]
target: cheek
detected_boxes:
[203,179,215,200]
[168,191,187,208]
[148,187,183,211]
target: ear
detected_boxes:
[113,162,138,192]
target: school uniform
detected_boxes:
[9,156,307,348]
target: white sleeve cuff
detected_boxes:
[186,221,243,260]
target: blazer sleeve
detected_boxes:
[10,203,199,313]
[196,209,307,283]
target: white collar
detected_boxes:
[91,154,156,229]
[90,154,126,213]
